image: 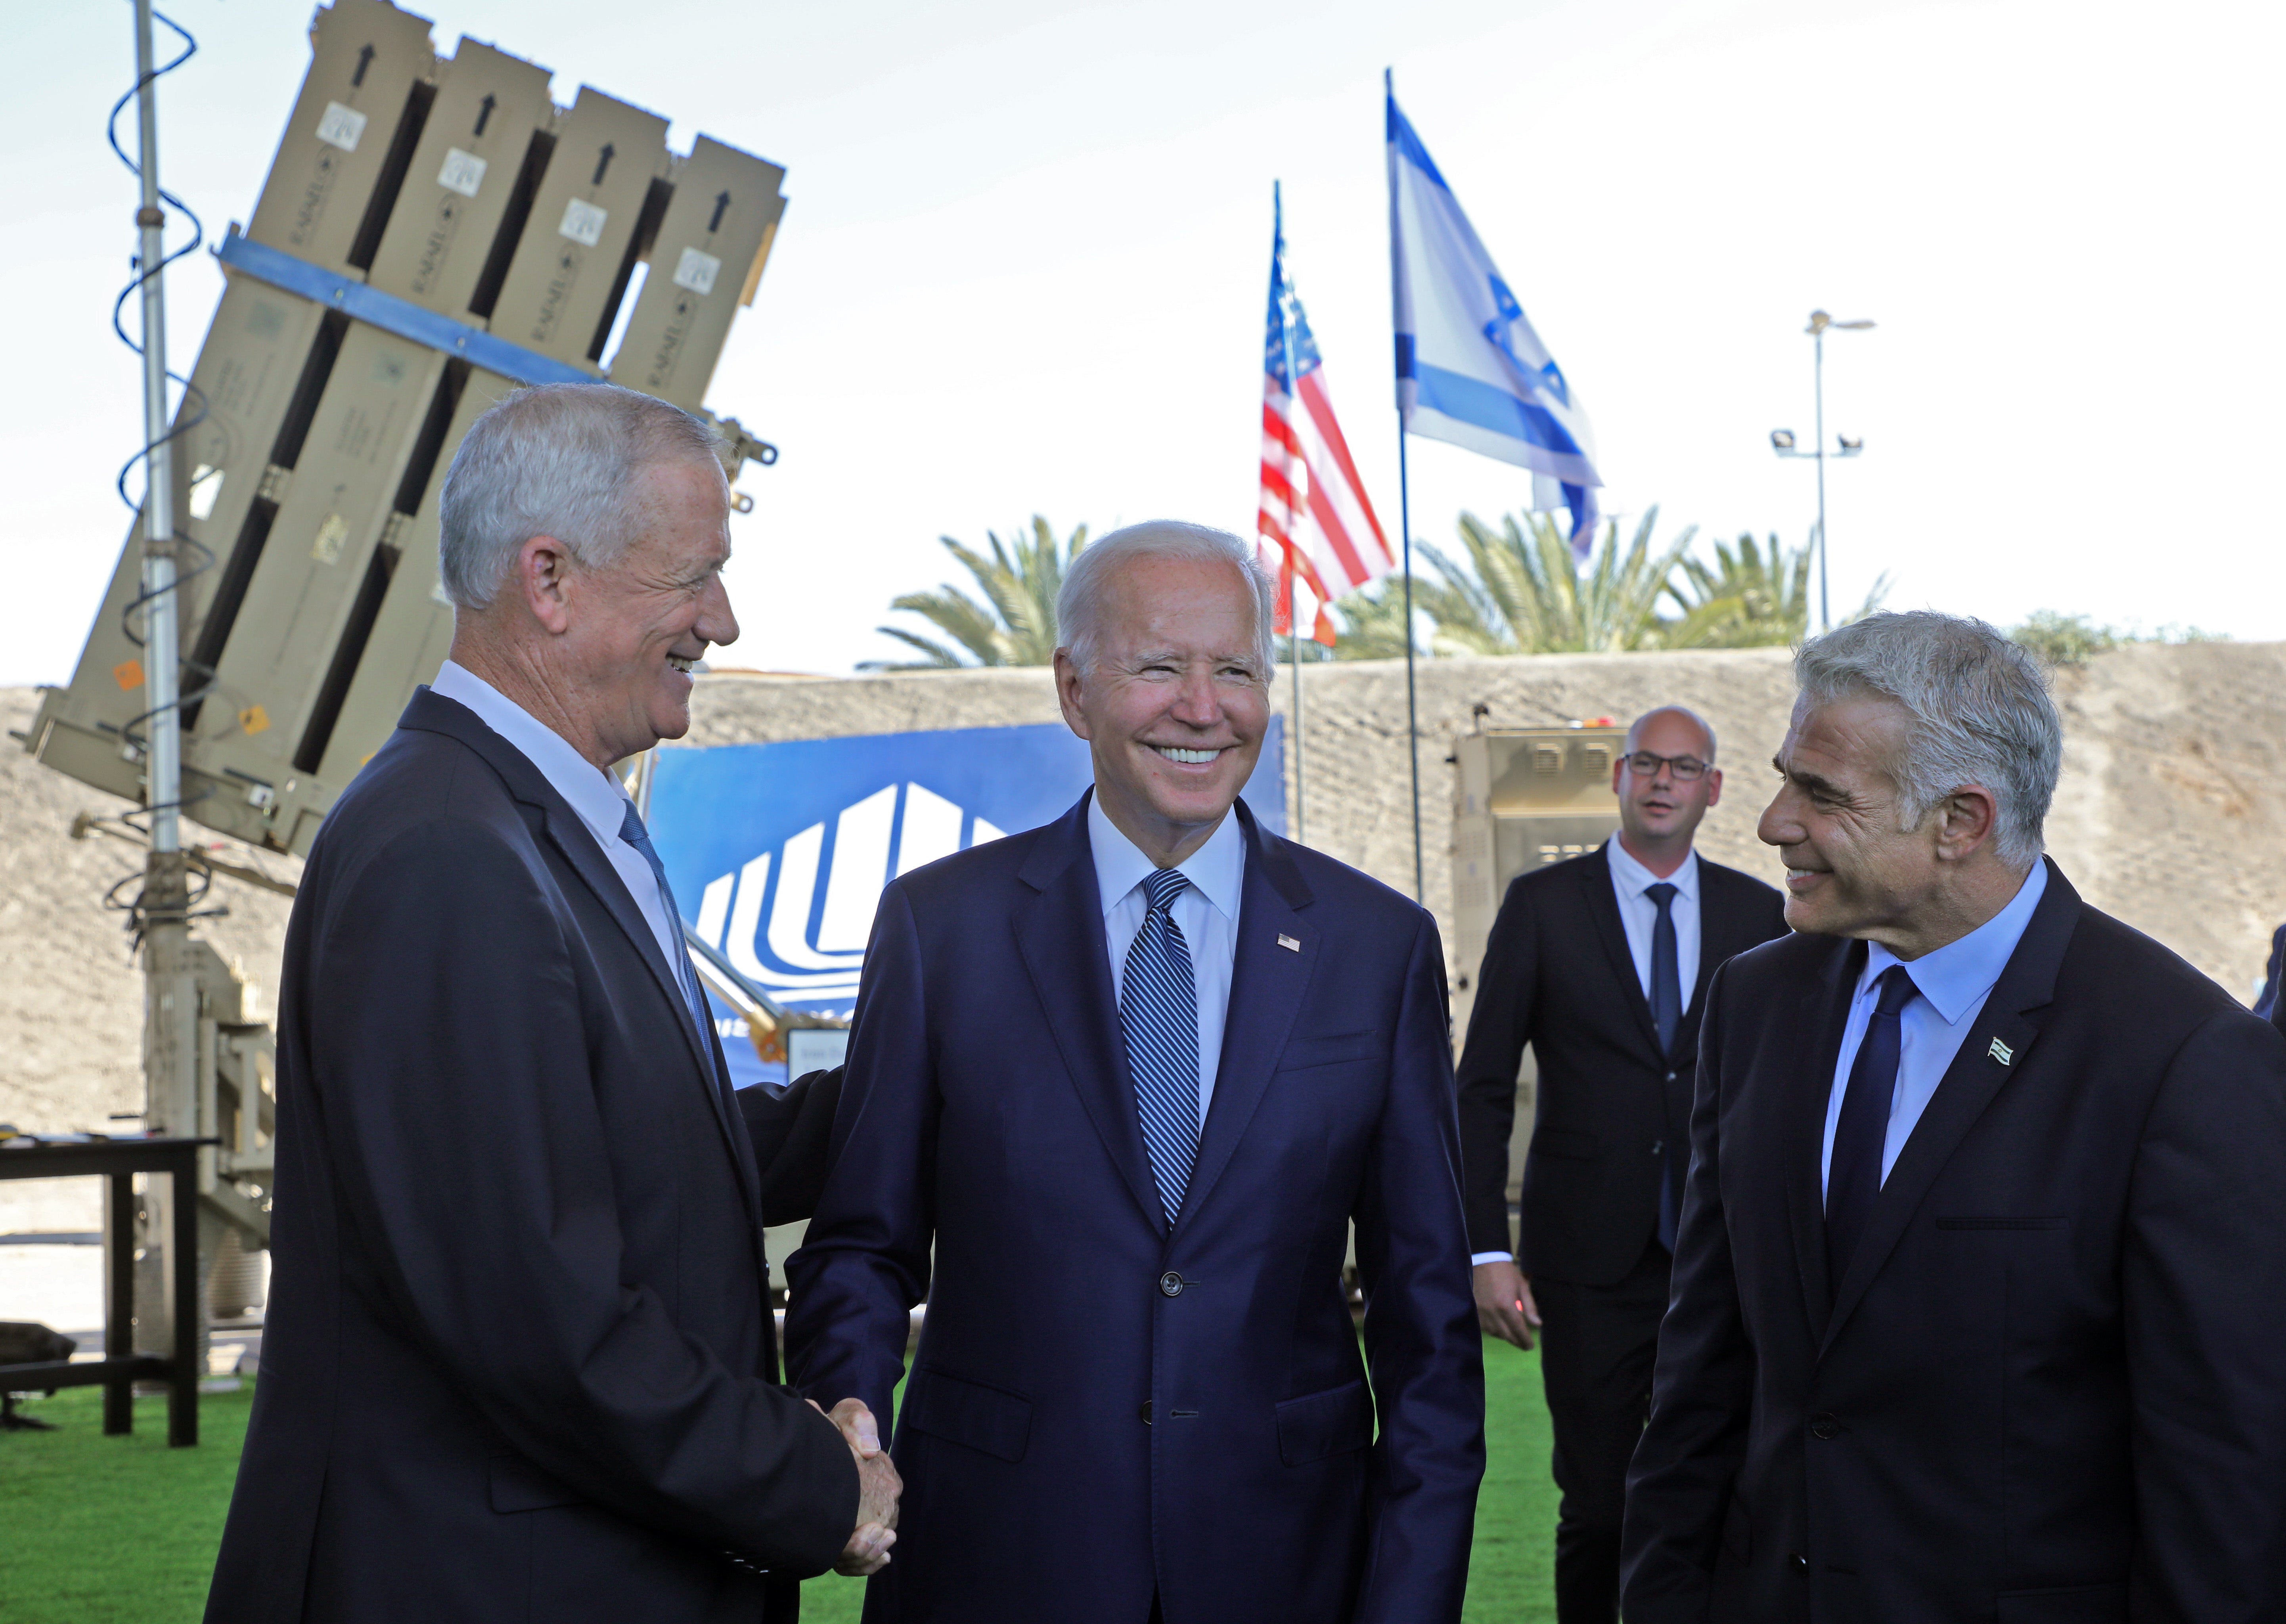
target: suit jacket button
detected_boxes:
[1650,1140,1664,1156]
[1139,1400,1153,1425]
[1790,1552,1809,1572]
[1159,1271,1184,1297]
[1666,1071,1677,1081]
[1810,1412,1840,1440]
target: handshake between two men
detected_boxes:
[200,383,1485,1624]
[815,1394,901,1576]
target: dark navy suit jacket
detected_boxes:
[205,690,854,1624]
[1622,862,2286,1622]
[784,794,1484,1624]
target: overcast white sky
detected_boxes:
[4,0,2279,685]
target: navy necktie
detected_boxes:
[1826,966,1918,1281]
[618,801,716,1061]
[1645,882,1683,1249]
[1122,868,1201,1226]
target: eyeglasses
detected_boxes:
[1624,751,1710,782]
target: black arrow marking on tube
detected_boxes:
[709,191,731,233]
[352,44,375,87]
[474,94,496,136]
[593,144,615,186]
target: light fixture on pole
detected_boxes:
[1770,308,1873,632]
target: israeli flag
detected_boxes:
[1388,86,1603,559]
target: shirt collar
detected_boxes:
[1606,837,1699,903]
[430,660,634,850]
[1861,859,2050,1025]
[1088,793,1247,923]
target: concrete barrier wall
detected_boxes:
[685,640,2286,1003]
[4,636,2281,1158]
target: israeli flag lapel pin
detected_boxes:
[1987,1037,2014,1067]
[1277,933,1301,953]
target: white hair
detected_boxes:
[1795,610,2060,869]
[1055,520,1276,677]
[437,382,723,610]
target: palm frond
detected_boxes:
[874,517,1088,666]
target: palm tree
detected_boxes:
[865,517,1087,669]
[1407,508,1698,655]
[1663,532,1811,647]
[1664,529,1889,647]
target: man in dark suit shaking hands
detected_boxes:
[1622,611,2286,1622]
[785,521,1484,1624]
[206,384,897,1624]
[1457,707,1786,1622]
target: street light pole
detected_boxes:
[1771,309,1872,634]
[1812,320,1828,633]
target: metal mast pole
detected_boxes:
[1813,324,1828,634]
[132,0,201,1377]
[134,0,181,860]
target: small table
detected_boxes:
[0,1137,211,1445]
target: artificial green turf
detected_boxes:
[0,1340,1555,1622]
[0,1382,257,1622]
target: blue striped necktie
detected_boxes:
[1122,868,1201,1224]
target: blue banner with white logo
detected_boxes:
[649,720,1286,1086]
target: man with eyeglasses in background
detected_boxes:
[1455,706,1786,1623]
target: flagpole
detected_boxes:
[1289,576,1306,846]
[1398,427,1421,903]
[1274,180,1308,849]
[1386,69,1424,904]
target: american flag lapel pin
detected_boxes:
[1277,933,1301,953]
[1988,1037,2014,1066]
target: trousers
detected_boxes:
[1533,1235,1672,1624]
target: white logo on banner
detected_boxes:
[691,783,1004,1002]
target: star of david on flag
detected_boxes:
[1258,186,1395,645]
[1388,88,1604,559]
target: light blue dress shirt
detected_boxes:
[1090,795,1245,1126]
[1820,860,2049,1195]
[1605,840,1702,1014]
[429,661,687,983]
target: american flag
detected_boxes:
[1258,190,1394,645]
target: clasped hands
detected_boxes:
[810,1397,902,1576]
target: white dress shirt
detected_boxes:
[1472,840,1707,1270]
[1605,839,1702,1013]
[429,662,689,988]
[1821,860,2049,1195]
[1090,795,1245,1126]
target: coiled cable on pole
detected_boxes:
[106,7,216,814]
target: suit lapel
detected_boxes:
[402,691,753,1206]
[1819,863,2082,1353]
[1582,845,1665,1058]
[1175,804,1314,1238]
[1787,937,1862,1337]
[1013,796,1166,1230]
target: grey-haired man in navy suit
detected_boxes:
[786,521,1484,1624]
[1623,612,2286,1622]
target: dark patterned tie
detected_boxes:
[618,802,716,1055]
[1826,966,1918,1281]
[1645,882,1683,1248]
[1122,869,1200,1225]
